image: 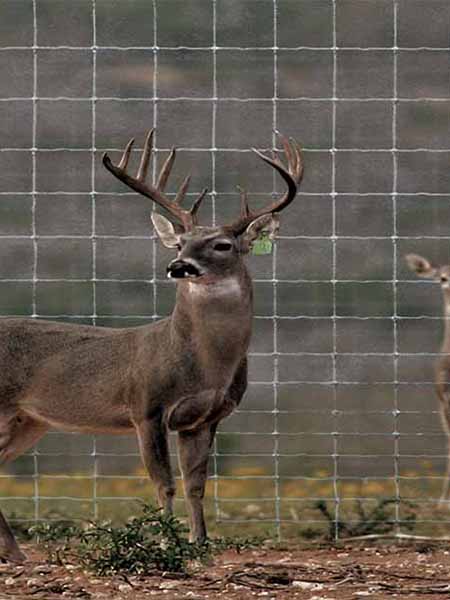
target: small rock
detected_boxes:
[118,584,132,593]
[4,577,15,586]
[244,504,262,515]
[292,581,323,590]
[26,578,40,587]
[0,565,12,573]
[160,581,179,589]
[33,565,52,574]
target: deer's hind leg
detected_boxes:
[0,413,49,562]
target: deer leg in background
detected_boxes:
[441,436,450,507]
[437,388,450,507]
[136,417,175,515]
[0,416,49,562]
[177,423,217,542]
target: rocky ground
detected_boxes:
[1,541,450,599]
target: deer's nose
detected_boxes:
[167,259,203,279]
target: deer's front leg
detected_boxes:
[135,417,175,515]
[436,383,450,506]
[177,423,217,542]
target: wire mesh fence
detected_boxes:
[1,0,450,540]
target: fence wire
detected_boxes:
[0,0,450,540]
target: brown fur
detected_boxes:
[0,229,255,560]
[406,254,450,506]
[0,129,302,561]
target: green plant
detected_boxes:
[315,498,417,540]
[31,503,210,575]
[27,505,268,575]
[206,534,264,554]
[30,519,82,543]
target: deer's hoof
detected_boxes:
[0,544,27,564]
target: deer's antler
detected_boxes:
[102,129,208,232]
[225,133,303,236]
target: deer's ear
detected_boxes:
[151,212,180,248]
[241,214,280,253]
[405,253,437,278]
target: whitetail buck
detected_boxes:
[0,129,303,561]
[406,253,450,506]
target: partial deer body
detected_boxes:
[0,130,303,561]
[406,254,450,506]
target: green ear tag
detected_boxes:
[252,231,273,255]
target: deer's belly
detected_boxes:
[19,392,134,434]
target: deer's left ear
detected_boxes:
[151,212,180,248]
[240,214,280,253]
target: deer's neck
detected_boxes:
[170,267,253,380]
[442,290,450,352]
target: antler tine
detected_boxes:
[278,133,303,183]
[293,139,304,181]
[118,138,134,170]
[237,185,250,218]
[175,175,191,205]
[280,134,294,172]
[225,132,303,236]
[189,188,208,224]
[156,148,176,192]
[102,130,198,231]
[136,129,153,182]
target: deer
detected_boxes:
[0,129,303,562]
[405,253,450,507]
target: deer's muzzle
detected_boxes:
[167,259,203,279]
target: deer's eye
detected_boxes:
[441,276,449,283]
[213,242,233,252]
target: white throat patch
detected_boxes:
[187,277,242,298]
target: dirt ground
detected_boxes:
[1,541,450,599]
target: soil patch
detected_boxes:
[1,542,450,599]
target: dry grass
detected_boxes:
[2,458,450,540]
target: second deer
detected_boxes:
[406,253,450,506]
